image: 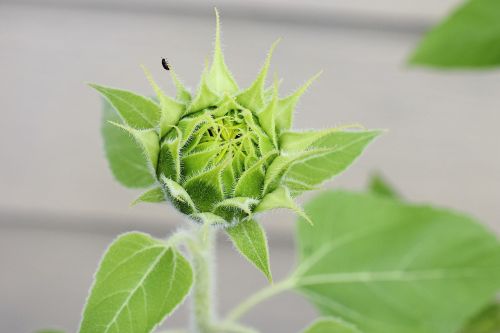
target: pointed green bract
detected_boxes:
[226,219,272,282]
[141,65,185,136]
[256,187,312,225]
[301,318,362,333]
[90,84,160,129]
[257,78,279,145]
[190,212,227,226]
[182,148,219,177]
[215,197,258,215]
[101,99,155,188]
[206,9,239,95]
[214,196,259,222]
[184,162,226,212]
[233,151,277,198]
[188,65,220,114]
[79,232,193,333]
[296,190,500,333]
[161,176,198,214]
[274,71,322,133]
[264,79,282,101]
[169,68,192,104]
[237,39,280,112]
[132,187,165,206]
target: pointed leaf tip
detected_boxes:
[161,175,198,214]
[188,61,220,113]
[257,76,280,145]
[131,187,166,206]
[90,83,161,130]
[256,187,312,224]
[226,219,273,282]
[141,64,185,136]
[169,68,192,104]
[207,8,239,95]
[275,71,322,132]
[237,39,281,112]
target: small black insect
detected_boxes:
[161,58,170,71]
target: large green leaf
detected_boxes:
[460,303,500,333]
[79,232,193,333]
[226,219,272,282]
[281,130,381,196]
[409,0,500,68]
[296,191,500,333]
[301,317,362,333]
[101,99,156,188]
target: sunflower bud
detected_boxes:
[93,10,380,227]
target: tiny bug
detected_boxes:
[161,58,170,71]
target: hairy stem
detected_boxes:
[224,278,296,323]
[188,225,216,333]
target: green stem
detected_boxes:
[165,229,193,248]
[188,225,216,333]
[224,278,296,323]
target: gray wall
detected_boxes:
[1,1,499,332]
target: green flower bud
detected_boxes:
[93,9,381,227]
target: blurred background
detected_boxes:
[1,0,499,332]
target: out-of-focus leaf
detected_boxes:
[301,317,362,333]
[296,190,500,333]
[409,0,500,68]
[368,172,400,199]
[460,303,500,333]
